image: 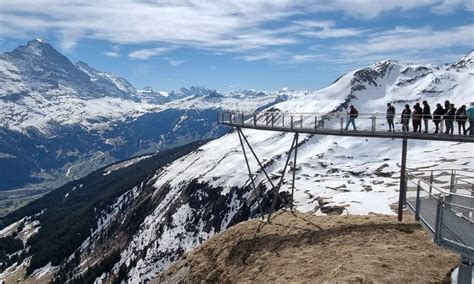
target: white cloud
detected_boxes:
[129,47,173,60]
[431,0,471,14]
[104,45,120,57]
[164,57,185,67]
[1,0,464,53]
[104,51,120,57]
[342,25,474,55]
[290,54,324,63]
[239,51,282,61]
[293,20,364,38]
[306,0,437,19]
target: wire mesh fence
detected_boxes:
[406,169,474,258]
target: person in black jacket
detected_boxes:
[386,103,396,132]
[412,104,422,132]
[422,101,431,133]
[444,100,450,132]
[444,103,456,135]
[432,103,444,134]
[456,105,467,135]
[401,104,411,132]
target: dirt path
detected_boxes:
[158,210,458,283]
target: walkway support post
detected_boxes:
[238,128,276,190]
[398,137,408,221]
[429,170,433,194]
[458,255,473,284]
[290,133,299,211]
[237,128,265,219]
[268,134,297,222]
[450,169,456,193]
[415,180,421,220]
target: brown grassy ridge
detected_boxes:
[157,210,458,283]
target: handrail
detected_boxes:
[407,168,474,173]
[220,110,455,119]
[408,173,474,201]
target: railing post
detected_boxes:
[450,169,455,193]
[398,137,408,221]
[254,113,257,127]
[300,115,303,128]
[429,170,433,194]
[457,255,473,284]
[434,199,443,245]
[271,113,274,128]
[340,116,344,132]
[314,116,318,130]
[221,112,224,123]
[290,115,293,130]
[282,113,285,128]
[372,116,376,132]
[415,180,421,220]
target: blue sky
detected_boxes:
[1,0,473,93]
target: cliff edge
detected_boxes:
[157,210,457,283]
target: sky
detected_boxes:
[0,0,473,93]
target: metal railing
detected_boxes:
[405,169,474,258]
[218,110,474,138]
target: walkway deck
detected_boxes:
[219,111,474,143]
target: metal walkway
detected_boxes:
[218,110,474,283]
[218,111,474,143]
[406,170,473,283]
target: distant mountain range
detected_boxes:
[0,39,286,210]
[0,44,472,283]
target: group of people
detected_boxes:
[343,101,474,135]
[389,101,474,135]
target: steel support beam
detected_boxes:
[290,133,299,211]
[398,137,408,221]
[237,128,265,219]
[267,133,298,222]
[458,255,473,284]
[237,128,276,189]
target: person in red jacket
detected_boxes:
[345,105,358,131]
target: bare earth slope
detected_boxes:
[158,210,457,283]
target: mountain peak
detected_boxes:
[34,38,46,44]
[453,50,474,68]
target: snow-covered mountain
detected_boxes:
[0,39,284,199]
[1,51,472,283]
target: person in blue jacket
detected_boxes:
[467,102,474,135]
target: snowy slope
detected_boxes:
[118,53,474,281]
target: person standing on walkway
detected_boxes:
[444,100,450,132]
[401,104,411,132]
[345,105,358,131]
[422,101,431,133]
[412,103,422,132]
[467,102,474,135]
[386,103,395,132]
[444,103,456,135]
[456,105,467,135]
[432,103,444,134]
